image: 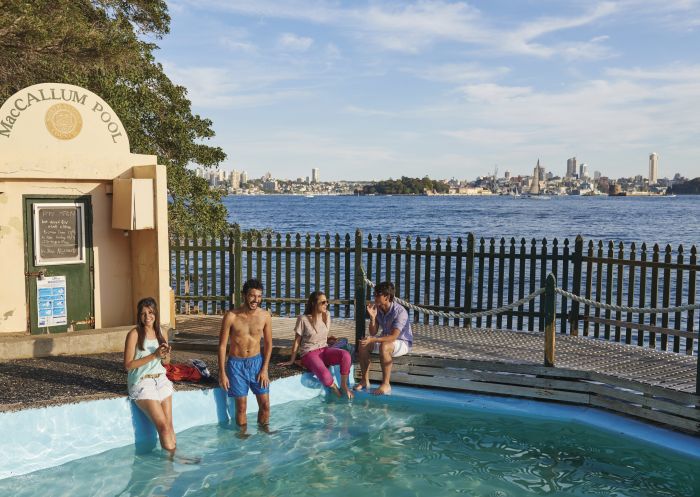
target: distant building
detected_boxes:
[579,163,588,179]
[504,170,511,181]
[229,169,241,189]
[594,170,602,180]
[649,153,659,185]
[263,180,278,192]
[312,168,320,183]
[241,171,248,184]
[566,157,578,178]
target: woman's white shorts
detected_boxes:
[128,375,173,401]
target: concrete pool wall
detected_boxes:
[2,370,699,480]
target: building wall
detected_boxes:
[0,83,171,334]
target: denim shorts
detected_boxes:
[226,354,269,398]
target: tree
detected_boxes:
[0,0,228,234]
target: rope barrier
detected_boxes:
[360,268,544,320]
[360,266,700,319]
[554,287,700,314]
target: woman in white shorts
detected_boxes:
[123,297,175,453]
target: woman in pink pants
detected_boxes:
[280,291,353,399]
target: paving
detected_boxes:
[1,313,697,413]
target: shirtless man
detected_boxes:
[218,278,272,429]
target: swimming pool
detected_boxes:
[1,385,698,497]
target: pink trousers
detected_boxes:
[301,347,351,387]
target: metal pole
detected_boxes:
[544,272,556,367]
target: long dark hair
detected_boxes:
[303,291,328,327]
[136,297,165,351]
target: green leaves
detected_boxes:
[0,0,227,234]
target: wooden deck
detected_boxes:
[173,315,700,434]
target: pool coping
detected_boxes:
[2,370,700,481]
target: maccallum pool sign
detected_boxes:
[0,86,123,143]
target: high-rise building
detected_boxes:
[594,170,602,180]
[649,153,659,185]
[579,163,589,179]
[312,168,320,183]
[504,170,511,181]
[229,169,241,189]
[241,171,248,184]
[566,157,578,178]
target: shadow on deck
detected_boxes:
[173,314,700,435]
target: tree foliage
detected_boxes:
[0,0,227,234]
[670,178,700,195]
[363,176,450,195]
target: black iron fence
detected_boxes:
[170,230,699,356]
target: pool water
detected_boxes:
[1,391,698,497]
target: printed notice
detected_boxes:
[37,276,67,327]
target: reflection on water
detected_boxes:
[1,396,697,497]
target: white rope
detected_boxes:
[361,273,543,319]
[360,266,700,318]
[555,287,700,314]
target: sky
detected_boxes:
[159,0,700,181]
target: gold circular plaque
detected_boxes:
[45,103,83,140]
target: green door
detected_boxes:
[23,196,94,334]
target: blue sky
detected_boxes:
[160,1,700,181]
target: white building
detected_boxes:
[312,168,320,183]
[229,169,241,189]
[649,153,659,185]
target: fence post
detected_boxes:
[696,329,700,395]
[233,228,242,307]
[464,233,475,329]
[544,272,556,367]
[570,235,583,336]
[354,229,366,348]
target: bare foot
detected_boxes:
[341,385,354,399]
[353,382,370,392]
[330,384,342,398]
[372,384,392,396]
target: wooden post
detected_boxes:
[233,228,242,307]
[570,235,583,336]
[464,233,475,329]
[544,272,556,367]
[354,229,366,348]
[696,327,700,395]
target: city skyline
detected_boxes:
[163,1,700,180]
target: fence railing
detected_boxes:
[170,229,699,357]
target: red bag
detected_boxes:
[164,363,202,382]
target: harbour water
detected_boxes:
[224,195,700,248]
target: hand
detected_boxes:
[219,371,230,392]
[359,336,374,348]
[366,303,377,320]
[157,343,171,359]
[257,368,270,389]
[277,359,295,367]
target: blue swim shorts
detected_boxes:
[225,354,269,398]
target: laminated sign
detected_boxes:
[37,276,67,327]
